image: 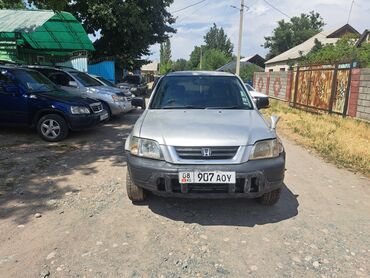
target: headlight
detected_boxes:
[249,139,283,160]
[112,95,125,102]
[129,136,163,160]
[70,106,90,114]
[130,87,138,92]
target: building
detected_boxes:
[141,61,159,75]
[217,54,265,72]
[356,29,370,47]
[264,24,360,72]
[0,9,94,71]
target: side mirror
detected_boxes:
[256,97,269,109]
[68,81,78,88]
[131,97,146,109]
[270,115,280,130]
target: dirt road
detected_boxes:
[0,110,369,278]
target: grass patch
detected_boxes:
[262,100,370,177]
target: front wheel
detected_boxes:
[258,188,281,205]
[37,114,68,142]
[126,169,146,202]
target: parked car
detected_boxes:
[244,83,269,108]
[28,66,133,119]
[0,66,108,142]
[125,71,285,205]
[89,74,116,87]
[117,74,148,96]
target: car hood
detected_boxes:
[87,86,123,95]
[38,91,98,106]
[138,110,275,146]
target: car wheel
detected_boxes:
[101,102,112,120]
[37,114,68,142]
[126,169,146,202]
[258,188,281,205]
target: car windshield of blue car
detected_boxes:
[150,76,253,110]
[71,72,102,87]
[13,70,56,93]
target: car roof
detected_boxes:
[165,71,235,77]
[27,65,79,73]
[1,64,38,73]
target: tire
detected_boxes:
[101,102,112,120]
[37,114,68,142]
[258,188,281,205]
[126,169,146,202]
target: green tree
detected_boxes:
[188,46,202,69]
[303,35,370,67]
[202,49,229,71]
[264,11,325,59]
[239,64,263,82]
[0,0,67,10]
[204,23,233,58]
[172,58,187,71]
[160,38,172,74]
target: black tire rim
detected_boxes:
[41,119,61,139]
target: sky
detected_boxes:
[144,0,370,62]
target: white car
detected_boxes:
[245,83,269,108]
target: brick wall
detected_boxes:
[355,68,370,121]
[253,71,291,101]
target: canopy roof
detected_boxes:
[0,9,94,51]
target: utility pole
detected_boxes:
[236,0,245,76]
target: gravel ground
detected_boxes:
[0,109,369,278]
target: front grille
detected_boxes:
[175,146,239,160]
[90,103,103,113]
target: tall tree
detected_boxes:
[160,38,172,74]
[204,23,233,58]
[0,0,67,10]
[202,49,229,71]
[172,59,187,71]
[264,11,325,60]
[188,46,202,70]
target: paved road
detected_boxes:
[0,110,369,278]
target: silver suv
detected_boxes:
[125,71,285,205]
[29,66,133,119]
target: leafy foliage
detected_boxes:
[0,0,67,10]
[201,49,229,71]
[264,11,325,60]
[187,46,202,70]
[303,36,370,67]
[160,39,172,74]
[239,64,263,82]
[204,23,233,58]
[172,59,187,71]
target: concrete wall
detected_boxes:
[253,71,292,101]
[355,68,370,121]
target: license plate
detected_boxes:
[179,171,236,184]
[100,112,109,121]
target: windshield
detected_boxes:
[12,69,56,93]
[123,75,141,85]
[150,76,253,110]
[97,76,115,87]
[71,72,102,87]
[245,83,255,91]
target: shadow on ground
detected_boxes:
[145,184,299,227]
[0,111,142,224]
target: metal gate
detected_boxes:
[291,63,353,116]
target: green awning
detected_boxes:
[0,10,94,52]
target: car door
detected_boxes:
[0,71,29,124]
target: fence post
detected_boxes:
[293,66,299,107]
[342,62,353,117]
[328,64,338,114]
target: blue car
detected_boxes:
[0,65,108,142]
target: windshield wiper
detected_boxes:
[162,105,204,109]
[205,105,248,110]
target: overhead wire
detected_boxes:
[171,0,207,14]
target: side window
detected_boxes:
[0,72,16,93]
[48,72,74,87]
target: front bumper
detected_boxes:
[109,101,127,116]
[68,110,108,130]
[127,153,285,198]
